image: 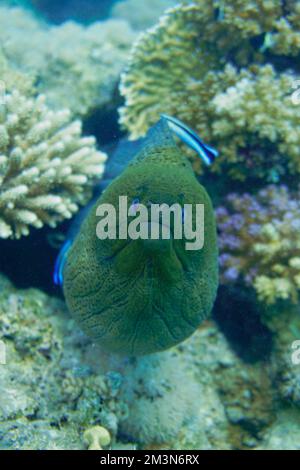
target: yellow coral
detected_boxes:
[120,0,300,180]
[254,276,295,305]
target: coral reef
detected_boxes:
[63,119,218,356]
[112,0,177,31]
[211,66,300,181]
[1,273,299,450]
[217,185,300,305]
[119,322,276,449]
[0,274,129,450]
[118,352,220,448]
[0,6,136,117]
[1,0,300,452]
[0,85,106,239]
[120,0,300,181]
[0,273,228,450]
[258,410,300,450]
[261,304,300,411]
[179,323,275,448]
[0,53,34,97]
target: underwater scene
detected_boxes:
[0,0,300,452]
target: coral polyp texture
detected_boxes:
[120,0,300,181]
[0,89,106,239]
[0,6,136,117]
[217,186,300,305]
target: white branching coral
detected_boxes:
[0,89,107,239]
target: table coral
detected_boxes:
[111,0,177,31]
[0,6,136,117]
[0,87,106,239]
[217,185,300,305]
[120,0,300,181]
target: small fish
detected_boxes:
[161,114,219,165]
[55,116,219,355]
[53,239,72,287]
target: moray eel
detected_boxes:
[57,116,219,355]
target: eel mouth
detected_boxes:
[117,219,173,241]
[106,219,173,259]
[110,220,187,276]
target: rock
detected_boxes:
[1,273,300,449]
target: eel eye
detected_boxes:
[129,198,140,216]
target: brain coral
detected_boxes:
[120,0,300,181]
[0,6,136,117]
[217,185,300,305]
[0,88,106,239]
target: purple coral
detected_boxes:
[216,185,300,293]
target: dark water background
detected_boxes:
[0,0,125,294]
[6,0,119,23]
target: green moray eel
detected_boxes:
[62,117,218,355]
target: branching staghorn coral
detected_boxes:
[120,0,300,180]
[217,186,300,305]
[0,89,106,239]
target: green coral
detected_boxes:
[120,0,300,180]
